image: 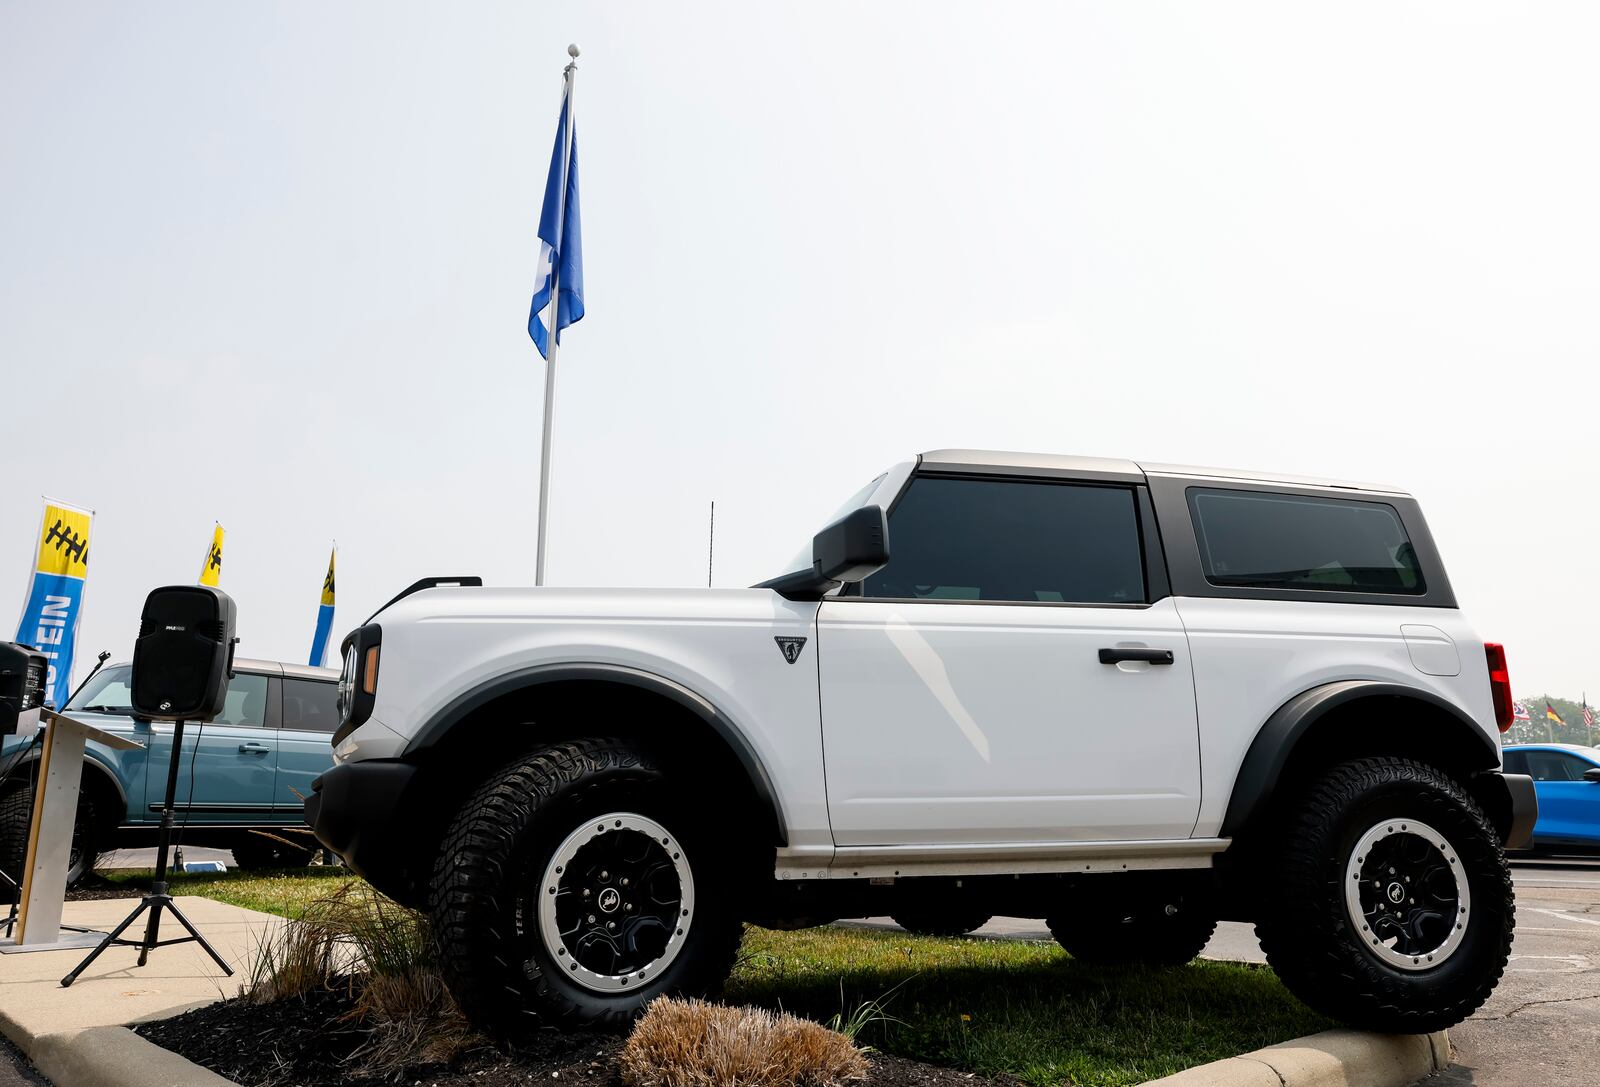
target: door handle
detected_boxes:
[1098,648,1175,665]
[238,742,270,755]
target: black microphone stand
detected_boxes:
[60,718,233,986]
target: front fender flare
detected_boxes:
[403,662,788,845]
[1220,680,1499,838]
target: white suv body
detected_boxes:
[308,449,1534,1035]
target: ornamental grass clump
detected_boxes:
[620,996,869,1087]
[242,880,484,1075]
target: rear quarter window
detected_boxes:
[281,678,339,733]
[1187,488,1425,595]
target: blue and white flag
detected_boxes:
[14,499,93,708]
[527,80,584,358]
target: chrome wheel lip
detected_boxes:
[1343,817,1470,972]
[536,812,694,995]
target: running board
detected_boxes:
[774,838,1230,881]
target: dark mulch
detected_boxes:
[63,872,142,901]
[135,987,1016,1087]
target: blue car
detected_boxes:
[1502,744,1600,852]
[1,657,339,895]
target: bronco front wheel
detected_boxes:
[430,739,742,1034]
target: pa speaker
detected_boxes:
[131,585,237,721]
[0,641,48,736]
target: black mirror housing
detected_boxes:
[1584,767,1600,784]
[814,505,890,584]
[759,506,890,601]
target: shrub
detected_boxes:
[620,996,868,1087]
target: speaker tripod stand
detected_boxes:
[60,719,233,986]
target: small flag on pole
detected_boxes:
[1513,700,1530,722]
[198,522,225,586]
[527,67,584,359]
[1545,701,1565,726]
[309,546,336,668]
[1584,698,1595,729]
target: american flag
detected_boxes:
[1584,700,1595,729]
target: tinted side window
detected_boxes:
[861,476,1146,604]
[1521,750,1591,782]
[282,678,339,733]
[1187,489,1425,595]
[1501,750,1528,775]
[213,673,270,727]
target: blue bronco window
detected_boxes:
[1187,488,1425,595]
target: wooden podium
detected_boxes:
[1,708,142,953]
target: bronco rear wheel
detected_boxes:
[1254,757,1513,1033]
[430,738,742,1034]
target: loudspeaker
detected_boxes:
[0,642,48,736]
[131,586,237,722]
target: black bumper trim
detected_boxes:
[304,759,421,903]
[1499,771,1538,850]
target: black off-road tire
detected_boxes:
[430,738,743,1035]
[1,784,101,901]
[1046,895,1218,966]
[1254,757,1514,1033]
[890,908,993,938]
[230,832,318,870]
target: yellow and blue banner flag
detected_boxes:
[14,498,94,707]
[309,547,336,667]
[198,523,224,586]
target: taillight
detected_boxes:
[1485,643,1513,732]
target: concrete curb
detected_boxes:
[1141,1028,1450,1087]
[27,1026,236,1087]
[17,1022,1452,1087]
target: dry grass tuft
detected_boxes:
[621,996,869,1087]
[242,880,486,1075]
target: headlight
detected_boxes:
[337,644,358,724]
[332,624,381,745]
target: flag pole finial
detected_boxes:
[567,43,580,60]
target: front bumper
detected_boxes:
[305,758,423,905]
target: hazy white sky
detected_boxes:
[2,2,1595,700]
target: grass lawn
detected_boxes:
[96,865,353,917]
[728,926,1330,1087]
[103,867,1329,1086]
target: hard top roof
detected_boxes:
[919,448,1407,495]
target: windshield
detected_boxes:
[64,665,135,714]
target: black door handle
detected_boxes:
[1098,648,1175,665]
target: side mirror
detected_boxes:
[760,506,890,601]
[813,505,890,584]
[1583,767,1600,784]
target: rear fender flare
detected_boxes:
[1220,680,1499,837]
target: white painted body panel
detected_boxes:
[340,587,835,855]
[1177,597,1498,838]
[816,597,1201,845]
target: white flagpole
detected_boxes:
[535,44,579,587]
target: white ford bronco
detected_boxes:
[306,450,1536,1034]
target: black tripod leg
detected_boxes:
[136,897,166,967]
[161,899,234,975]
[60,899,152,987]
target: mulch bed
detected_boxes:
[135,987,1016,1087]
